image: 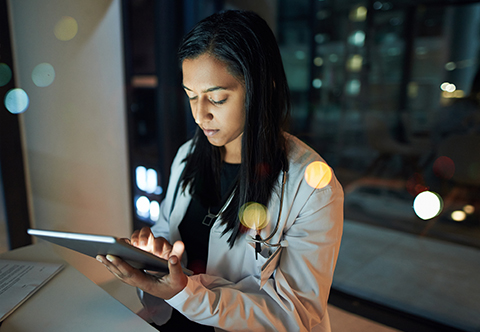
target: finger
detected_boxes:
[100,255,154,287]
[137,227,153,248]
[120,237,131,245]
[96,255,185,299]
[96,255,127,280]
[130,230,140,246]
[152,237,172,259]
[106,254,135,278]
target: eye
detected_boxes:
[210,97,227,105]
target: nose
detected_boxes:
[193,98,213,124]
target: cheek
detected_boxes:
[227,107,245,131]
[233,99,246,122]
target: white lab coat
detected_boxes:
[140,133,344,332]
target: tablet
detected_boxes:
[27,229,193,276]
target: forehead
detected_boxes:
[182,54,241,90]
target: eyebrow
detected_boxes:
[182,85,228,93]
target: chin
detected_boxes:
[206,138,224,147]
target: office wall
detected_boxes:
[8,0,131,283]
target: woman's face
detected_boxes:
[182,53,246,163]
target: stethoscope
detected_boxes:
[250,170,288,256]
[172,165,289,259]
[210,169,288,259]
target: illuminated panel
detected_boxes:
[27,229,115,243]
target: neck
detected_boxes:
[222,133,243,164]
[222,147,241,164]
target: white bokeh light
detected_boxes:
[348,30,365,47]
[413,191,443,220]
[445,83,456,92]
[451,210,466,222]
[146,168,158,194]
[136,166,147,191]
[150,200,160,222]
[136,166,159,194]
[136,196,150,218]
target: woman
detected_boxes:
[97,10,343,332]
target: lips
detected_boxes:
[202,128,219,137]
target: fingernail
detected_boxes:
[106,255,115,262]
[96,256,103,263]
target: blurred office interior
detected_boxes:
[1,0,479,331]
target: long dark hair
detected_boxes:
[178,10,290,247]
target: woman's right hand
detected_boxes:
[129,226,173,260]
[98,226,188,299]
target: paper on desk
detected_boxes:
[0,259,64,321]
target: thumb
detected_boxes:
[168,241,185,277]
[170,241,185,261]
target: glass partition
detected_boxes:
[276,1,480,330]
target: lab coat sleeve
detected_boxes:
[165,179,344,332]
[149,141,192,241]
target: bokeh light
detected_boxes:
[136,166,159,194]
[314,57,324,67]
[348,31,365,47]
[349,6,367,22]
[406,173,428,196]
[451,210,466,222]
[346,79,361,95]
[413,191,443,220]
[0,63,12,87]
[239,202,268,230]
[150,200,160,222]
[136,166,147,191]
[433,156,455,180]
[305,161,333,189]
[135,196,150,218]
[32,63,55,87]
[440,82,456,92]
[145,168,158,194]
[4,88,29,114]
[315,33,327,44]
[445,62,456,71]
[373,1,383,10]
[54,16,78,41]
[463,205,475,214]
[408,82,419,98]
[347,54,363,72]
[295,50,306,60]
[329,54,339,62]
[312,79,323,89]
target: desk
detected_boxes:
[0,242,157,332]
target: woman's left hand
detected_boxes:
[96,241,188,300]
